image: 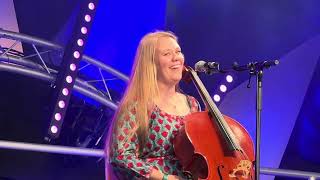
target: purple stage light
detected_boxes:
[73,51,80,59]
[88,2,95,10]
[85,14,91,22]
[58,100,65,108]
[50,126,58,134]
[70,63,76,71]
[213,94,221,102]
[226,75,233,83]
[220,84,227,92]
[54,113,62,121]
[62,88,69,96]
[66,76,73,83]
[81,27,88,34]
[77,39,84,46]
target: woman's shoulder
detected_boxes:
[178,92,196,102]
[178,93,201,112]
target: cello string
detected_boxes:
[190,68,238,151]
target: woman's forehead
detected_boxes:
[156,37,180,50]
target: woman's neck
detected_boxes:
[157,81,177,99]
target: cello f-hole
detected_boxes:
[217,165,224,180]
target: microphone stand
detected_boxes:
[194,59,279,180]
[232,60,279,180]
[246,63,263,180]
[255,69,262,180]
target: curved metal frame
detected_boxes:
[0,28,129,110]
[0,62,118,110]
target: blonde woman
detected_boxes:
[105,31,200,180]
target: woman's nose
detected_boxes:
[173,53,182,61]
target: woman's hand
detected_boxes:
[149,167,186,180]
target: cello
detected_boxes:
[174,66,255,180]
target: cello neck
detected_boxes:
[186,66,241,151]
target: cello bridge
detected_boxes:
[229,160,252,179]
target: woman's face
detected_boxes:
[155,37,185,85]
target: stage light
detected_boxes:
[226,75,233,83]
[70,63,76,71]
[50,126,58,134]
[54,113,62,121]
[77,39,84,46]
[73,51,80,59]
[58,101,65,108]
[81,27,88,34]
[66,76,73,83]
[47,0,99,140]
[213,94,221,102]
[85,14,91,22]
[220,84,227,93]
[62,88,69,96]
[88,3,95,10]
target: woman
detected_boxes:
[105,31,200,180]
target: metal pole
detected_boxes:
[0,140,104,157]
[255,70,263,180]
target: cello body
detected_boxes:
[174,112,255,179]
[174,67,255,180]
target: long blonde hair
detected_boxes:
[105,31,178,157]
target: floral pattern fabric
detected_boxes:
[109,95,200,179]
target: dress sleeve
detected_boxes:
[109,107,153,178]
[188,95,202,112]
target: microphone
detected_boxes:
[261,59,280,67]
[233,59,280,71]
[194,60,220,74]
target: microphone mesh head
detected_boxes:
[195,60,206,72]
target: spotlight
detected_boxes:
[58,100,66,108]
[50,126,58,134]
[85,14,91,22]
[70,63,76,71]
[81,27,88,34]
[54,113,62,121]
[62,88,69,96]
[220,84,227,93]
[73,51,80,59]
[213,94,221,102]
[77,39,84,46]
[88,2,95,10]
[226,75,233,83]
[66,76,73,83]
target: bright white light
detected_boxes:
[88,2,95,10]
[85,14,91,22]
[66,76,73,83]
[58,100,65,108]
[73,51,80,59]
[51,125,58,134]
[54,113,61,121]
[62,88,69,96]
[213,94,221,102]
[220,85,227,92]
[81,27,87,34]
[226,75,233,83]
[77,39,84,46]
[70,63,76,71]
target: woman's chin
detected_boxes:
[171,76,182,84]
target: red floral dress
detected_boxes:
[109,95,200,179]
